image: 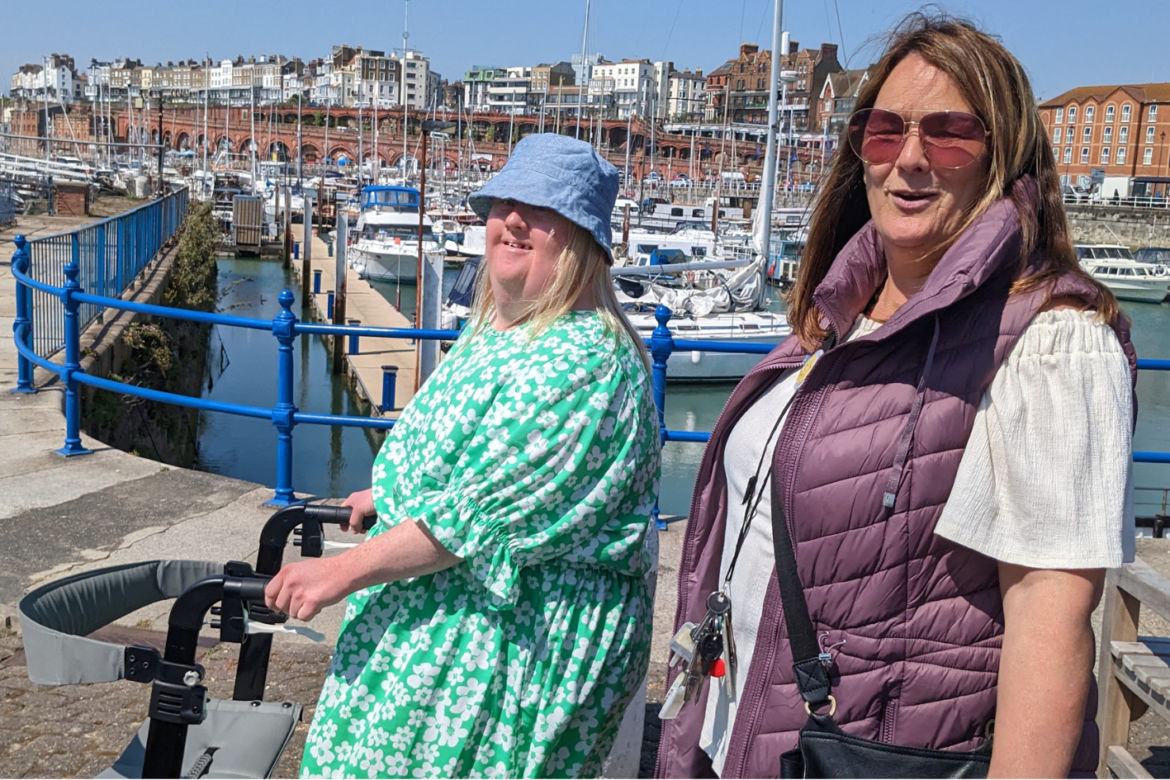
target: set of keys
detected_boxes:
[659,590,737,720]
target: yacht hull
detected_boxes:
[626,311,790,381]
[351,247,446,282]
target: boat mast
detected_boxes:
[372,84,379,183]
[202,60,209,181]
[402,0,409,180]
[757,0,784,300]
[576,0,590,140]
[42,58,52,162]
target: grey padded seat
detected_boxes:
[19,559,301,779]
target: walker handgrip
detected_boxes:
[304,503,375,531]
[227,577,270,604]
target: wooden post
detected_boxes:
[301,194,313,305]
[282,185,292,268]
[331,203,348,375]
[1097,568,1145,777]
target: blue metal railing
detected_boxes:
[10,221,1170,507]
[22,188,189,359]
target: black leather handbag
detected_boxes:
[770,501,991,778]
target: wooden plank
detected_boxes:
[1111,649,1170,725]
[1117,559,1170,624]
[1106,745,1153,779]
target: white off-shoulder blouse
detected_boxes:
[934,307,1135,567]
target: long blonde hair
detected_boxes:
[469,222,648,365]
[787,12,1117,349]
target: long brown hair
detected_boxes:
[469,222,648,365]
[788,12,1117,349]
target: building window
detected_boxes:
[1101,147,1110,164]
[1053,127,1062,144]
[1080,147,1089,163]
[1082,126,1091,143]
[1055,107,1064,123]
[1122,104,1132,122]
[1145,147,1154,165]
[1067,105,1077,123]
[1085,105,1095,123]
[1104,126,1113,143]
[1148,126,1156,143]
[1121,126,1129,143]
[1117,146,1127,164]
[1149,105,1159,122]
[1105,104,1115,123]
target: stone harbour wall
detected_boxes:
[1066,206,1170,247]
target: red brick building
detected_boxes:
[704,41,841,130]
[1039,83,1170,198]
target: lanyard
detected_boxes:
[721,349,822,591]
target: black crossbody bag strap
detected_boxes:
[770,493,833,708]
[771,328,837,709]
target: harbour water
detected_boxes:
[196,257,1170,521]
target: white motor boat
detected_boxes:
[1076,244,1170,303]
[349,186,446,283]
[444,224,486,258]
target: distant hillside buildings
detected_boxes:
[7,38,856,133]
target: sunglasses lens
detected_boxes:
[849,109,905,165]
[919,112,987,168]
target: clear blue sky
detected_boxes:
[4,0,1168,102]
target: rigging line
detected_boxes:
[755,0,771,48]
[833,0,848,66]
[659,0,685,60]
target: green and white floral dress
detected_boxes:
[300,311,661,779]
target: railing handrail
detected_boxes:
[10,224,1170,507]
[21,192,188,246]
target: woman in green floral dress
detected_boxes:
[265,133,661,778]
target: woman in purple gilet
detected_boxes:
[656,12,1136,779]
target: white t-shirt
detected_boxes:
[699,308,1134,773]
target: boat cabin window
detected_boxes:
[670,207,685,217]
[692,208,705,218]
[361,187,420,212]
[365,225,427,241]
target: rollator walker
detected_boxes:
[18,503,364,779]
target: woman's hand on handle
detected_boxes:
[341,488,376,534]
[264,556,350,622]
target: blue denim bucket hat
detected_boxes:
[468,133,619,263]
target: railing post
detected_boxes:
[267,289,298,506]
[115,218,125,294]
[649,305,674,530]
[11,236,35,394]
[57,263,92,457]
[347,319,361,354]
[95,223,107,323]
[381,365,398,412]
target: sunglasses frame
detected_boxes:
[847,107,990,170]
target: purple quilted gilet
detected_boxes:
[655,188,1136,778]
